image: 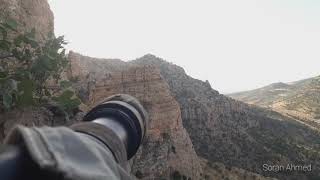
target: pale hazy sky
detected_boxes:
[48,0,320,94]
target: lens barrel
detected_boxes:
[82,94,148,160]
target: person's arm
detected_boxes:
[1,125,126,180]
[0,94,148,180]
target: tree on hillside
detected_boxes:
[0,19,80,120]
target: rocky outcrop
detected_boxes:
[0,0,54,41]
[68,52,202,179]
[0,107,52,140]
[131,55,320,180]
[67,51,127,82]
[0,106,84,141]
[67,51,128,102]
[68,52,320,180]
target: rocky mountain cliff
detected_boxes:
[229,76,320,129]
[68,52,204,180]
[130,55,320,180]
[67,52,320,180]
[67,52,279,180]
[1,1,320,179]
[0,0,54,41]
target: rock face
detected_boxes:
[67,51,129,102]
[68,53,320,180]
[0,0,54,41]
[0,107,52,140]
[131,55,320,180]
[68,52,202,179]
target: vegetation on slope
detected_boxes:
[229,76,320,129]
[0,18,80,119]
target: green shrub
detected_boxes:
[0,19,80,119]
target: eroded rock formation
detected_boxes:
[0,0,54,41]
[131,55,320,180]
[68,52,203,179]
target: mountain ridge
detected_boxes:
[66,52,320,179]
[1,0,319,179]
[229,75,320,129]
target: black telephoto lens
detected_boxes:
[81,94,148,160]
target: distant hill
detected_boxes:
[229,76,320,129]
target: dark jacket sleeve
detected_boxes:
[4,125,135,180]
